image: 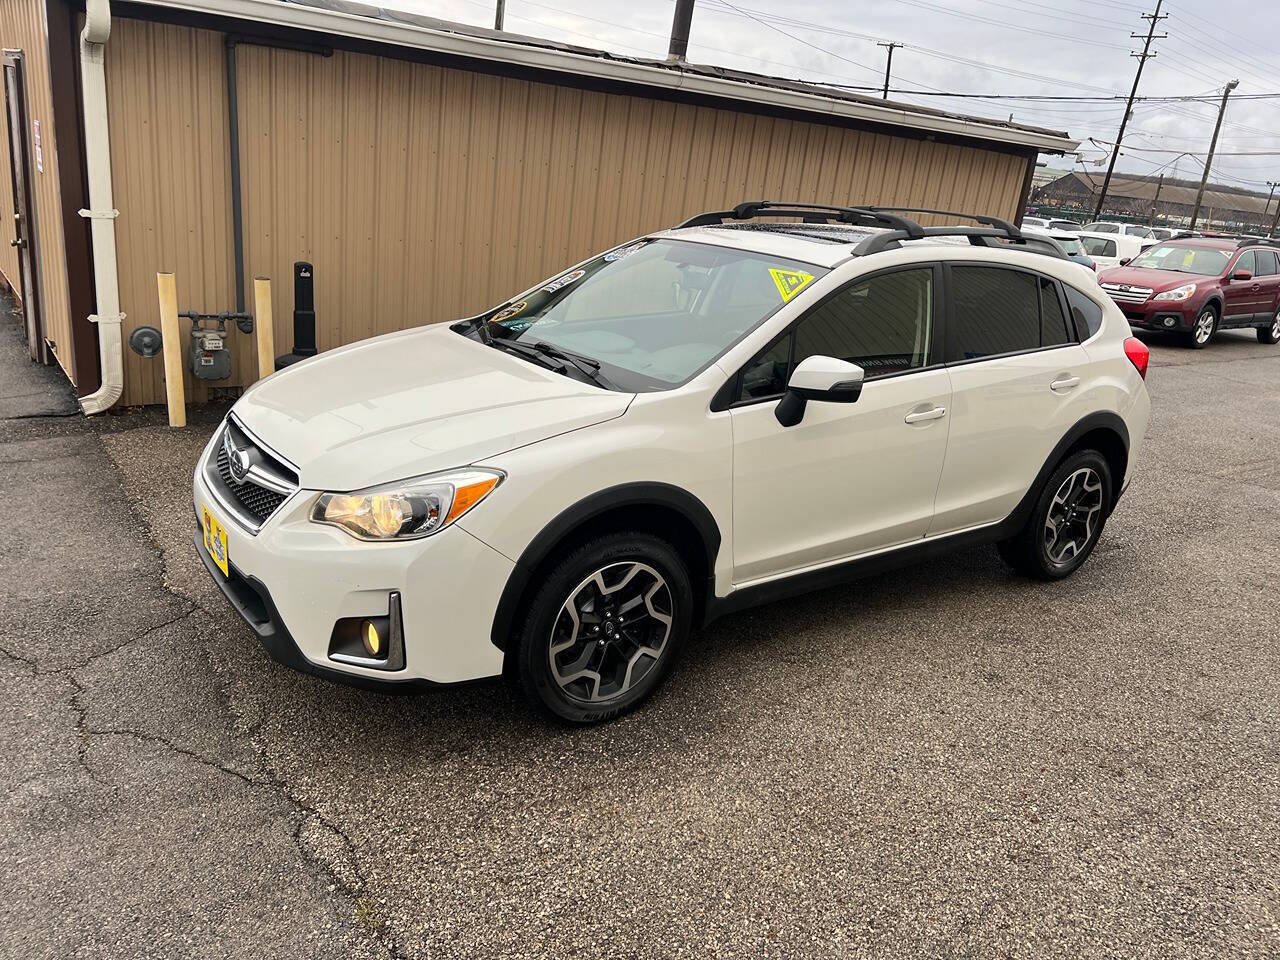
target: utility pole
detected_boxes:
[667,0,696,61]
[877,42,902,100]
[1261,181,1277,233]
[1149,174,1164,225]
[1271,188,1280,237]
[1189,79,1239,230]
[493,0,505,30]
[1093,1,1166,220]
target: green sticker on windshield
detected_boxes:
[770,268,814,302]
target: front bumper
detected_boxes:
[1110,297,1196,332]
[193,464,514,686]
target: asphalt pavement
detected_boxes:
[2,302,1278,958]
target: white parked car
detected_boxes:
[1082,221,1156,240]
[1077,230,1152,269]
[194,202,1151,723]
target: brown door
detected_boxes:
[3,50,45,363]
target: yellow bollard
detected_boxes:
[156,272,186,428]
[253,277,275,381]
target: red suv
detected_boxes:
[1098,237,1280,348]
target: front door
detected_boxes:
[3,50,44,363]
[730,265,951,584]
[1222,250,1264,324]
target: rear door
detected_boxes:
[1249,249,1280,320]
[928,264,1090,535]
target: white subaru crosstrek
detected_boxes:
[194,202,1151,723]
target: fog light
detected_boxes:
[361,619,383,657]
[1163,316,1177,328]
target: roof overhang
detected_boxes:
[131,0,1079,155]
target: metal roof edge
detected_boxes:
[131,0,1079,154]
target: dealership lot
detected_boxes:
[2,315,1278,958]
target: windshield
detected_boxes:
[1128,243,1231,276]
[1053,236,1084,255]
[1084,222,1119,233]
[466,239,826,391]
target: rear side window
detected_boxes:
[1082,237,1117,258]
[950,267,1041,359]
[1064,285,1104,339]
[1253,250,1278,276]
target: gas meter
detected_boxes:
[181,311,254,381]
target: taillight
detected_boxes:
[1092,261,1098,271]
[1123,336,1149,380]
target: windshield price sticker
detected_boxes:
[604,242,647,262]
[769,268,815,302]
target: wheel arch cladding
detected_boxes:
[489,483,722,652]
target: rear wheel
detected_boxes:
[997,450,1113,581]
[1258,310,1280,344]
[1185,305,1217,349]
[513,532,692,724]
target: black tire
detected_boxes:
[997,450,1113,581]
[1185,304,1217,349]
[513,532,692,724]
[1258,311,1280,344]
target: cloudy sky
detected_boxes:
[384,0,1279,192]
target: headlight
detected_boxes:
[311,468,503,541]
[1153,283,1196,302]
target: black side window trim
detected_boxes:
[941,262,1081,367]
[713,262,946,411]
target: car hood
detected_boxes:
[232,324,634,490]
[1097,265,1207,291]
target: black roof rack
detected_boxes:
[1237,236,1280,250]
[676,200,1066,261]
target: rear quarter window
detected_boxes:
[1064,285,1105,339]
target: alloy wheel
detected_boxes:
[1043,467,1104,566]
[1194,310,1215,345]
[1272,314,1280,340]
[548,562,673,704]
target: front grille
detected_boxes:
[203,417,299,533]
[1101,283,1154,305]
[215,442,288,524]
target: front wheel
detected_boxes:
[1258,310,1280,344]
[997,450,1113,581]
[1185,306,1217,348]
[513,532,692,724]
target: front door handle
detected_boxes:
[904,406,946,424]
[1050,376,1080,393]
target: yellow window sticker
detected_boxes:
[770,268,815,302]
[1181,250,1196,269]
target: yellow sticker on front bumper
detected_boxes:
[201,504,230,577]
[770,267,814,302]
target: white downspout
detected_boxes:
[77,0,124,414]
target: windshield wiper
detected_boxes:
[492,339,617,389]
[464,315,493,344]
[529,343,618,389]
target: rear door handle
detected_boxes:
[1050,376,1080,393]
[904,406,947,424]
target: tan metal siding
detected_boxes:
[107,19,1030,407]
[0,0,74,383]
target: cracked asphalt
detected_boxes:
[2,300,1279,958]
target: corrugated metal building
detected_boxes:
[1034,171,1276,229]
[1,0,1077,409]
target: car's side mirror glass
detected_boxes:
[1119,258,1131,266]
[775,356,865,427]
[1231,270,1252,281]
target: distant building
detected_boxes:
[1032,171,1276,231]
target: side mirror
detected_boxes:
[1230,270,1252,281]
[1119,258,1131,266]
[775,355,865,427]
